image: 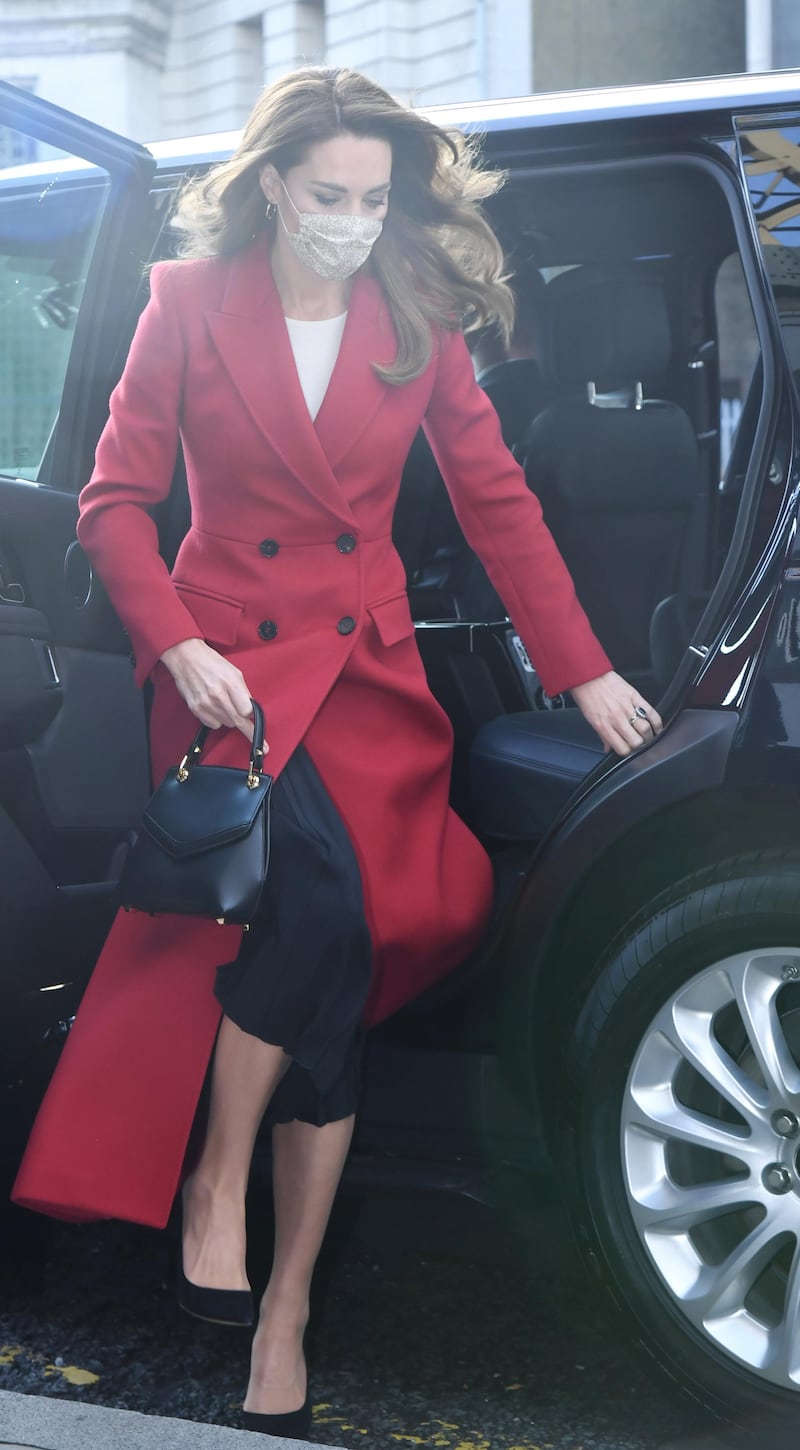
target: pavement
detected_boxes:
[0,1389,345,1450]
[0,1180,733,1450]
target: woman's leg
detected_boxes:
[182,1014,290,1290]
[244,1114,356,1414]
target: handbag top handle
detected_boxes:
[177,698,266,790]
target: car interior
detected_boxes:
[392,156,762,861]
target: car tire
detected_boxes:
[559,851,800,1432]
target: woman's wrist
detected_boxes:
[160,636,204,671]
[570,671,613,700]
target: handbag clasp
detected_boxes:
[246,743,265,790]
[176,738,204,783]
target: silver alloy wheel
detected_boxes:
[622,947,800,1389]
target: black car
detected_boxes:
[4,68,800,1431]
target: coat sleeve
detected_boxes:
[422,326,612,697]
[76,262,202,688]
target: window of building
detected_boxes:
[0,81,37,165]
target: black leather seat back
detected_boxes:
[476,356,548,450]
[516,268,700,680]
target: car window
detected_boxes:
[715,251,762,476]
[738,125,800,389]
[0,129,109,482]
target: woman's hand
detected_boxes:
[160,638,266,747]
[570,671,663,756]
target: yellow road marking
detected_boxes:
[60,1366,100,1386]
[311,1404,548,1448]
[43,1362,100,1386]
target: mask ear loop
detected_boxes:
[278,175,301,220]
[270,176,300,239]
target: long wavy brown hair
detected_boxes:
[172,66,514,384]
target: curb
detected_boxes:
[0,1391,346,1450]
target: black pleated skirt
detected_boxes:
[213,745,373,1128]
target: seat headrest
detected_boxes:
[545,268,672,388]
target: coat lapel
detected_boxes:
[314,274,397,473]
[205,242,396,520]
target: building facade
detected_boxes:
[1,0,799,143]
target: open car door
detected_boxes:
[0,83,158,1125]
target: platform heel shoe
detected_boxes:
[241,1394,313,1438]
[176,1258,255,1327]
[167,1198,255,1327]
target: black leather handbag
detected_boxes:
[119,699,272,926]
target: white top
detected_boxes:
[285,312,348,421]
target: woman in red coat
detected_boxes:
[13,66,662,1434]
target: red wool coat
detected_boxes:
[12,240,610,1230]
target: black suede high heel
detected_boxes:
[170,1193,255,1327]
[176,1259,255,1327]
[241,1394,312,1438]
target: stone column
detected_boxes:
[324,0,499,106]
[325,0,414,96]
[746,0,773,70]
[160,0,268,138]
[485,0,533,102]
[0,0,172,140]
[262,0,325,86]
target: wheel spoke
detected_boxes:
[767,1236,800,1382]
[665,1001,768,1124]
[734,958,800,1103]
[627,1085,760,1166]
[687,1213,785,1321]
[784,1239,800,1329]
[632,1172,761,1233]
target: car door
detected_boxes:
[732,113,800,741]
[0,83,158,1108]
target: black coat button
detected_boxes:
[258,620,278,641]
[259,539,279,557]
[337,616,356,636]
[336,533,356,554]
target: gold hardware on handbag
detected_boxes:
[118,699,271,925]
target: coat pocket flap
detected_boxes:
[173,582,243,646]
[141,767,272,859]
[368,594,415,648]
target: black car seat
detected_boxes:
[476,356,548,450]
[469,707,605,842]
[394,285,551,622]
[466,583,703,846]
[515,265,701,692]
[464,268,707,846]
